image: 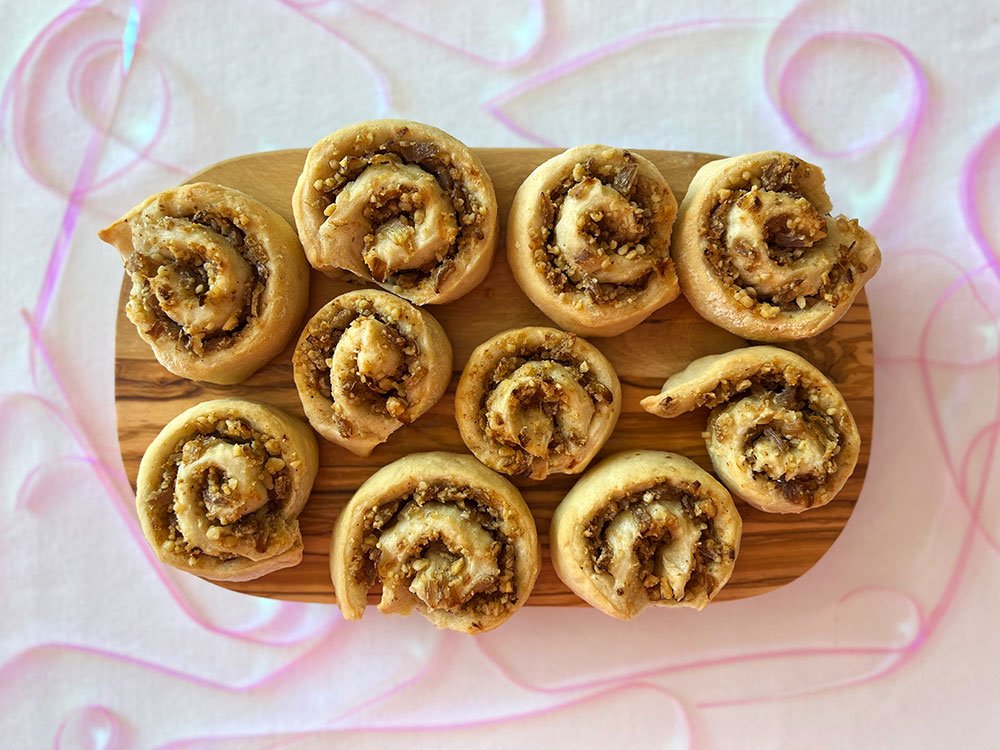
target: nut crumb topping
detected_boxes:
[528,150,674,308]
[296,298,422,424]
[586,482,734,604]
[146,418,300,565]
[699,371,846,508]
[312,133,486,293]
[124,209,270,353]
[350,482,520,618]
[701,154,870,316]
[477,339,614,478]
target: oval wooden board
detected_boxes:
[115,147,873,606]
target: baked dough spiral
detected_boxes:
[100,182,309,384]
[330,452,540,633]
[136,399,318,581]
[507,145,680,336]
[455,326,621,480]
[551,451,741,618]
[641,346,860,513]
[292,289,453,456]
[672,151,880,341]
[293,119,498,305]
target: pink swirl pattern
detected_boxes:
[1,1,997,746]
[961,123,1000,280]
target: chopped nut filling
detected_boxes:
[349,482,520,618]
[586,482,735,603]
[313,127,485,293]
[702,155,869,315]
[147,418,298,563]
[125,211,268,353]
[693,368,845,508]
[529,152,671,308]
[478,341,614,477]
[296,298,422,435]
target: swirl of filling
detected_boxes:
[377,501,501,614]
[672,151,881,341]
[99,182,309,384]
[293,289,452,456]
[507,145,680,337]
[550,451,742,619]
[455,326,622,480]
[293,119,498,305]
[330,452,540,634]
[135,398,318,581]
[640,346,861,513]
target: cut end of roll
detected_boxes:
[673,151,880,342]
[455,326,622,480]
[550,450,742,619]
[294,119,498,306]
[641,346,861,513]
[135,398,318,582]
[101,182,309,385]
[293,289,453,456]
[507,144,680,337]
[329,452,540,634]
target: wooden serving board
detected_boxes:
[115,148,873,606]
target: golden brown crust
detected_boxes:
[455,326,622,480]
[640,346,860,513]
[507,145,680,336]
[330,452,540,633]
[672,151,880,341]
[551,451,741,618]
[100,182,309,384]
[135,398,318,581]
[292,289,453,456]
[293,119,498,305]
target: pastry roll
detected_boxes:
[292,289,453,456]
[672,151,880,341]
[135,398,318,581]
[641,346,860,513]
[507,145,680,336]
[293,119,498,305]
[551,451,741,618]
[100,182,309,384]
[330,452,540,633]
[455,326,621,480]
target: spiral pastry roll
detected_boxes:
[641,346,860,513]
[551,451,741,618]
[100,183,309,384]
[456,327,621,480]
[293,119,498,305]
[292,289,452,455]
[507,145,680,336]
[135,399,318,581]
[330,452,540,633]
[672,151,881,341]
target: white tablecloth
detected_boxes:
[2,1,998,746]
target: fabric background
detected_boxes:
[2,1,998,747]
